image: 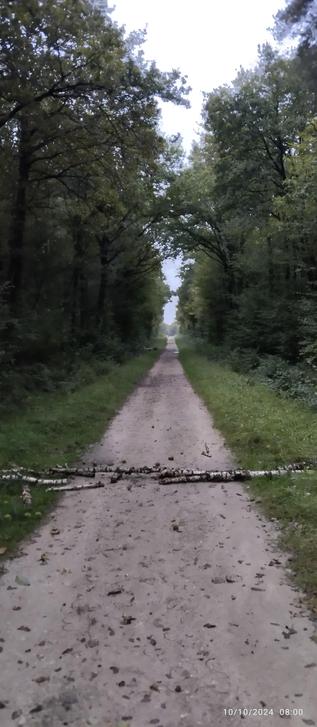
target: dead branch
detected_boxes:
[46,482,105,493]
[0,474,68,486]
[21,484,32,506]
[49,467,96,478]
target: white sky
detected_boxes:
[112,0,286,323]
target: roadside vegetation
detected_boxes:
[0,0,188,407]
[0,0,184,558]
[170,2,317,615]
[178,337,317,614]
[0,344,162,557]
[2,0,317,610]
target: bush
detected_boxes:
[180,336,317,411]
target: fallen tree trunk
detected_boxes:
[0,460,316,491]
[0,474,68,486]
[50,464,162,476]
[46,481,105,493]
[159,466,312,485]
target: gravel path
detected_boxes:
[0,339,317,727]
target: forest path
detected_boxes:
[1,339,317,727]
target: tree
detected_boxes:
[175,46,317,360]
[0,0,189,383]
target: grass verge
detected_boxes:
[0,344,163,555]
[178,337,317,613]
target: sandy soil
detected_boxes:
[0,339,317,727]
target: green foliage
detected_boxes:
[0,483,57,555]
[245,473,317,611]
[0,0,186,397]
[173,44,317,366]
[160,320,179,336]
[178,337,317,610]
[178,340,317,469]
[185,337,317,409]
[0,345,163,469]
[0,342,163,553]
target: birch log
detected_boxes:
[0,459,316,491]
[46,481,105,493]
[159,466,312,485]
[0,474,68,486]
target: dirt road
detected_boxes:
[1,340,317,727]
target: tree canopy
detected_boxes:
[174,36,317,364]
[0,0,189,384]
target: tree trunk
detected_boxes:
[97,233,112,331]
[71,217,86,339]
[7,117,30,311]
[267,235,274,294]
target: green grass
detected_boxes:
[0,344,162,556]
[0,483,57,556]
[178,338,317,613]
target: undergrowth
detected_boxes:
[178,337,317,613]
[0,342,163,556]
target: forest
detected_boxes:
[1,0,317,404]
[175,0,317,380]
[0,0,188,403]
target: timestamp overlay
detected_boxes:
[224,707,305,719]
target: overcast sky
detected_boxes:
[112,0,286,323]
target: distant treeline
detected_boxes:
[160,321,179,337]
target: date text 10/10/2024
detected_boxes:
[224,707,304,718]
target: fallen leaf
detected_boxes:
[282,627,297,639]
[0,547,7,556]
[15,576,30,587]
[121,615,136,625]
[87,639,99,648]
[33,676,50,684]
[251,587,266,592]
[107,588,123,596]
[11,710,23,719]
